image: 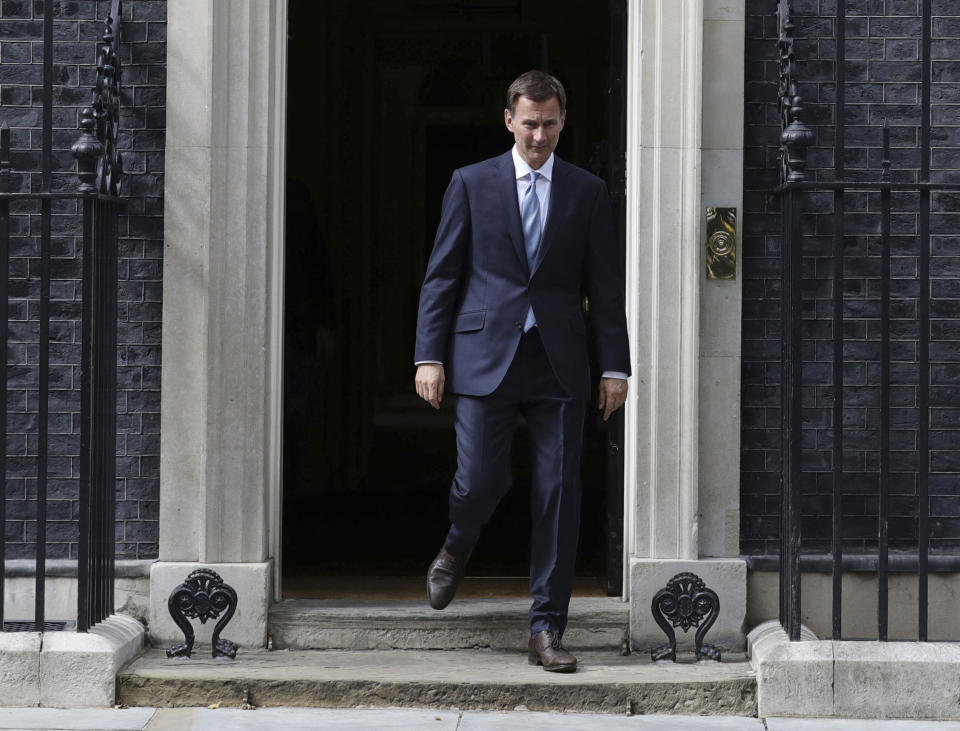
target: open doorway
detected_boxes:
[282,0,626,599]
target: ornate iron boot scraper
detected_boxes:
[650,572,720,662]
[166,569,239,659]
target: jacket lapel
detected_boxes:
[532,156,568,276]
[496,152,529,277]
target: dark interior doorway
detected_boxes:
[283,0,626,596]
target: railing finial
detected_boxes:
[778,0,814,183]
[71,109,101,194]
[71,1,123,195]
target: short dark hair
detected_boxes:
[506,70,567,116]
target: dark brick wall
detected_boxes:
[743,0,960,557]
[0,0,164,559]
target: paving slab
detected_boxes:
[118,648,757,715]
[269,597,629,650]
[7,707,960,730]
[145,707,461,730]
[459,711,763,730]
[766,720,960,730]
[145,708,761,730]
[0,707,156,729]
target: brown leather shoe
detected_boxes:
[528,629,577,673]
[426,548,468,610]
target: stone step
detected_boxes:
[268,597,629,651]
[117,648,757,716]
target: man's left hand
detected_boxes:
[598,377,628,421]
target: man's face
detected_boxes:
[504,95,565,170]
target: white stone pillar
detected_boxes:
[699,0,746,563]
[625,0,746,652]
[151,0,287,648]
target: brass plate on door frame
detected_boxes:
[706,207,736,280]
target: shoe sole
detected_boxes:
[528,655,577,673]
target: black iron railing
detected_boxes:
[776,0,957,641]
[0,0,123,632]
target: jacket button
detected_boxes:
[515,321,522,330]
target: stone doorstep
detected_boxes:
[117,648,757,716]
[748,620,960,721]
[268,597,630,651]
[0,615,145,708]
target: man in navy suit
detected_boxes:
[414,70,630,672]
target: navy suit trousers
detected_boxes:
[443,328,585,637]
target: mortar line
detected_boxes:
[455,710,464,730]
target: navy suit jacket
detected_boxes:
[415,150,630,400]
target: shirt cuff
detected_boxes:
[415,361,443,366]
[601,371,628,380]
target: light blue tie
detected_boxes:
[521,171,541,331]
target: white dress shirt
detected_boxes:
[417,145,627,382]
[512,143,553,235]
[513,144,551,331]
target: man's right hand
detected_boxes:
[415,364,446,410]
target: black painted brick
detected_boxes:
[0,0,164,560]
[743,1,960,557]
